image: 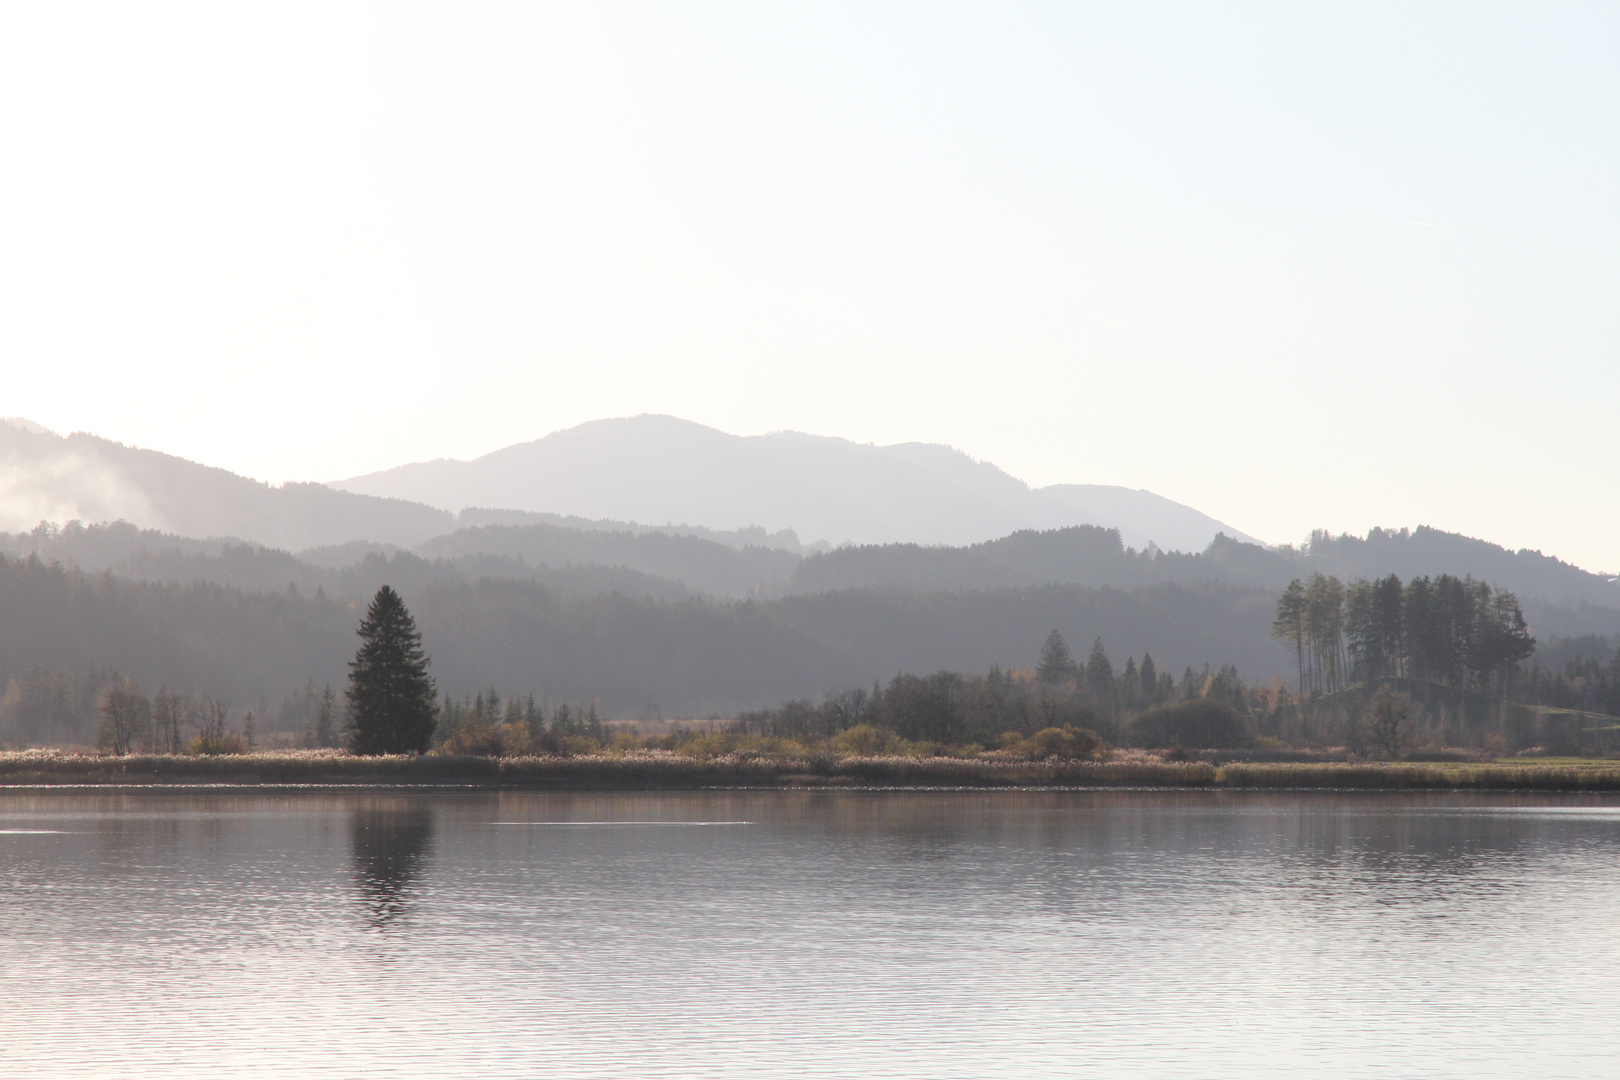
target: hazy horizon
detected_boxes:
[5,409,1615,574]
[2,4,1615,571]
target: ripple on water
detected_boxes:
[0,789,1618,1078]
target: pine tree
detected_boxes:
[1370,574,1406,678]
[1036,630,1077,684]
[314,685,338,748]
[1272,579,1308,695]
[346,586,438,754]
[1086,637,1114,699]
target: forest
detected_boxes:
[0,547,1282,742]
[1,515,1617,754]
[10,602,1616,760]
[1270,573,1537,697]
[6,518,1618,613]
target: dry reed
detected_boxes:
[1,751,1617,790]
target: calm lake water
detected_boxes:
[2,788,1619,1078]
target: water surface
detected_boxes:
[2,789,1618,1078]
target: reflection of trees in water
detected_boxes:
[350,801,434,930]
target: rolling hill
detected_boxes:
[334,414,1259,552]
[1,418,451,549]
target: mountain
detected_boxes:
[332,414,1259,552]
[0,419,452,550]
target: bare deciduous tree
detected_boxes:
[1365,686,1415,760]
[97,685,150,756]
[191,695,230,754]
[151,688,185,755]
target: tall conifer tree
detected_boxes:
[1085,637,1114,700]
[1037,630,1077,683]
[1271,580,1308,694]
[347,586,438,754]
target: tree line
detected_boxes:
[5,575,1611,759]
[0,668,277,756]
[0,547,1287,718]
[1271,573,1535,697]
[732,629,1254,751]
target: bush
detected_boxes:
[830,724,895,757]
[440,722,507,756]
[188,732,246,756]
[1001,725,1106,761]
[1126,698,1248,749]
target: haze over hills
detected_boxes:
[4,412,1618,739]
[5,518,1616,730]
[5,413,1258,556]
[1,418,451,550]
[334,414,1260,553]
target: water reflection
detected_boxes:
[6,790,1620,1077]
[349,800,434,929]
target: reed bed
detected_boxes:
[1215,761,1620,790]
[2,750,1619,790]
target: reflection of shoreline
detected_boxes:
[350,800,434,930]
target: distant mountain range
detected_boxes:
[5,412,1618,727]
[0,418,451,550]
[5,414,1254,555]
[332,415,1260,553]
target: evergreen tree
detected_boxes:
[1345,578,1376,681]
[1478,588,1535,688]
[1037,630,1077,683]
[1304,574,1346,694]
[1404,575,1439,681]
[314,685,338,748]
[1271,580,1308,694]
[1085,637,1114,700]
[346,585,438,754]
[1370,574,1406,677]
[1139,653,1158,700]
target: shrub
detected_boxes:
[1127,698,1248,749]
[557,734,607,757]
[1002,725,1106,761]
[830,724,895,757]
[440,722,506,756]
[188,731,246,756]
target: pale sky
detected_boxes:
[2,3,1615,572]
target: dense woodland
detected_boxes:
[0,548,1282,732]
[1,515,1617,753]
[6,518,1617,612]
[1271,573,1536,697]
[9,609,1615,758]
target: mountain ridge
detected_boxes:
[0,419,451,550]
[333,414,1260,553]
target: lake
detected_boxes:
[2,788,1617,1078]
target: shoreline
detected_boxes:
[4,752,1620,791]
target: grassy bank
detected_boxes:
[3,750,1620,790]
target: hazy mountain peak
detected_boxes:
[1,417,59,437]
[333,413,1256,552]
[0,422,452,548]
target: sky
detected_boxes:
[1,3,1615,572]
